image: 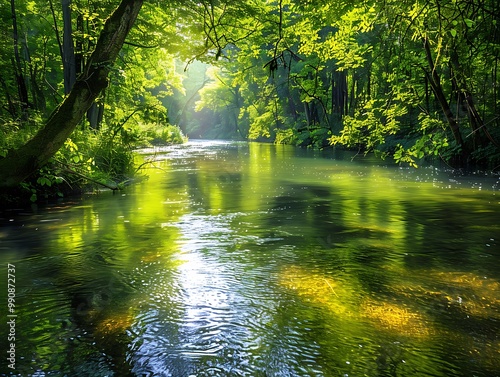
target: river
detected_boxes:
[0,140,499,376]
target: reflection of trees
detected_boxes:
[1,163,187,375]
[401,199,486,268]
[59,178,186,375]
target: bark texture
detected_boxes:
[0,0,144,189]
[62,0,76,94]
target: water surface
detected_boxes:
[1,141,499,376]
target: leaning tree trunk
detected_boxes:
[0,0,144,189]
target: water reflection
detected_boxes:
[0,141,499,376]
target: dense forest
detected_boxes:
[0,0,499,200]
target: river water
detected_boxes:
[0,140,499,376]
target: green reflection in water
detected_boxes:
[0,141,499,376]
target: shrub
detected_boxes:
[143,123,188,145]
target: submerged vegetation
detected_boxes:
[279,264,500,341]
[0,0,499,202]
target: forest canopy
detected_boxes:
[0,0,499,198]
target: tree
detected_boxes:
[61,0,76,94]
[189,0,498,166]
[10,0,29,116]
[0,0,144,189]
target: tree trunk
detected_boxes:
[10,0,29,115]
[48,0,63,59]
[423,37,465,150]
[450,49,499,149]
[0,0,144,189]
[62,0,76,94]
[0,76,17,117]
[75,13,84,76]
[331,69,347,117]
[87,102,104,129]
[304,102,311,126]
[24,36,47,113]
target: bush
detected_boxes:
[143,123,188,145]
[1,117,188,204]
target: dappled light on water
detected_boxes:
[1,141,499,376]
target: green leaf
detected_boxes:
[464,19,473,28]
[450,29,457,37]
[37,177,51,186]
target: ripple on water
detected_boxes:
[127,209,332,376]
[128,248,327,376]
